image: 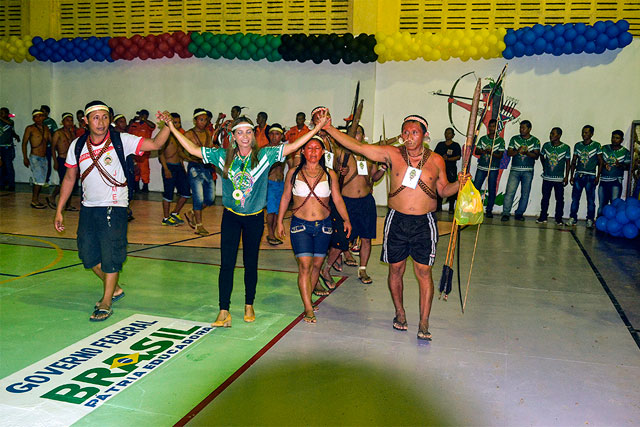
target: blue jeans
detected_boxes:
[290,215,333,258]
[187,162,215,211]
[0,145,15,189]
[570,174,596,220]
[597,180,622,217]
[540,180,565,222]
[502,169,533,216]
[473,168,499,213]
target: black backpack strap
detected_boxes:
[109,129,127,168]
[74,132,89,165]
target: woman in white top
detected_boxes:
[277,129,351,323]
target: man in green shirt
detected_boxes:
[567,125,602,228]
[598,129,631,216]
[473,119,504,218]
[536,127,571,225]
[501,120,540,221]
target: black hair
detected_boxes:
[171,112,180,119]
[205,110,212,119]
[0,107,9,114]
[193,108,206,117]
[583,125,594,134]
[136,109,150,116]
[551,127,563,136]
[488,119,497,126]
[108,107,114,118]
[32,109,42,115]
[290,137,331,188]
[612,129,624,138]
[296,112,305,118]
[521,119,532,129]
[76,109,83,116]
[40,105,50,113]
[231,106,242,113]
[257,111,267,120]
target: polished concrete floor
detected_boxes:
[1,186,639,426]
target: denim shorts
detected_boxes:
[187,162,215,211]
[30,154,47,185]
[267,179,284,214]
[290,215,332,258]
[77,206,128,273]
[163,162,191,201]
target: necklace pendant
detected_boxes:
[232,189,243,201]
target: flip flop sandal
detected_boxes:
[46,197,56,209]
[392,316,408,331]
[266,237,279,246]
[95,291,125,309]
[31,202,46,209]
[183,210,196,229]
[332,260,343,272]
[319,274,336,290]
[303,313,317,323]
[344,259,358,267]
[358,270,373,284]
[313,288,330,297]
[90,307,113,322]
[417,329,432,341]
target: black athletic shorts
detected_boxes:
[329,199,350,250]
[380,209,438,265]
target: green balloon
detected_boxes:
[255,36,266,48]
[238,50,251,60]
[271,50,282,61]
[230,42,242,55]
[194,48,206,58]
[224,35,235,46]
[210,34,220,45]
[216,42,227,52]
[201,42,212,53]
[203,32,214,42]
[222,50,235,60]
[187,42,198,53]
[247,44,257,54]
[256,47,266,59]
[239,35,250,47]
[270,36,282,48]
[191,33,203,45]
[208,48,221,60]
[233,33,243,42]
[251,51,261,61]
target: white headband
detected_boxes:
[232,123,253,132]
[84,105,109,116]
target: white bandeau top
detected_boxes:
[292,178,331,198]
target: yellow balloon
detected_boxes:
[376,32,387,43]
[474,34,483,46]
[421,45,432,55]
[497,41,506,51]
[460,54,470,62]
[487,34,498,45]
[498,28,507,37]
[451,39,460,49]
[441,37,451,48]
[410,42,420,53]
[431,49,441,61]
[441,52,450,61]
[452,29,464,39]
[461,38,471,47]
[374,44,387,55]
[385,37,395,48]
[472,54,482,61]
[479,45,489,54]
[466,46,478,56]
[431,33,442,46]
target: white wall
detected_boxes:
[2,40,638,218]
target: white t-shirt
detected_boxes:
[65,132,144,207]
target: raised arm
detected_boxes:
[281,113,328,157]
[325,124,392,164]
[137,111,171,152]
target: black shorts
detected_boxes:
[77,206,128,273]
[380,209,438,266]
[343,193,377,241]
[329,199,349,250]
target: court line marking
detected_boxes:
[570,230,640,350]
[174,275,348,426]
[0,235,64,285]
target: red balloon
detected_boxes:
[123,52,134,60]
[158,42,169,52]
[108,38,118,48]
[115,45,125,55]
[166,36,177,47]
[159,32,170,41]
[139,50,149,60]
[131,34,142,44]
[111,51,120,60]
[122,38,132,48]
[146,34,156,43]
[129,45,139,56]
[144,42,155,53]
[165,50,175,58]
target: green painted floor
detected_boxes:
[0,241,305,425]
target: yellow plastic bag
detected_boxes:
[454,180,484,225]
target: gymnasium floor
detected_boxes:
[1,186,639,426]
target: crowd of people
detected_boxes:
[0,100,631,340]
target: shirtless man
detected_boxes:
[265,123,286,245]
[322,124,384,285]
[183,108,217,235]
[159,113,190,226]
[48,113,77,210]
[326,113,469,341]
[22,109,52,208]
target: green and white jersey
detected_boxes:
[573,140,601,175]
[508,134,540,171]
[476,135,505,171]
[540,141,571,182]
[600,144,631,182]
[202,145,284,214]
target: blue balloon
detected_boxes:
[63,54,73,62]
[79,39,89,49]
[612,198,625,208]
[87,36,98,46]
[73,37,82,47]
[513,41,526,57]
[605,20,615,27]
[100,45,111,56]
[531,24,544,36]
[594,21,607,33]
[618,32,632,48]
[575,23,587,34]
[616,209,630,224]
[617,20,630,32]
[636,216,640,229]
[32,36,43,45]
[585,27,598,41]
[503,47,514,59]
[627,198,640,208]
[606,25,620,38]
[522,30,536,45]
[534,38,546,54]
[596,33,609,47]
[610,227,623,237]
[573,35,587,51]
[543,28,555,42]
[623,223,638,239]
[554,36,566,47]
[545,42,554,54]
[553,24,565,36]
[525,45,535,56]
[504,32,517,46]
[626,204,640,221]
[28,45,39,56]
[45,38,56,47]
[564,28,577,41]
[595,216,608,231]
[607,38,619,50]
[50,52,62,62]
[607,219,622,234]
[585,41,596,53]
[603,204,617,219]
[563,42,573,54]
[86,46,96,56]
[106,55,115,62]
[552,46,563,56]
